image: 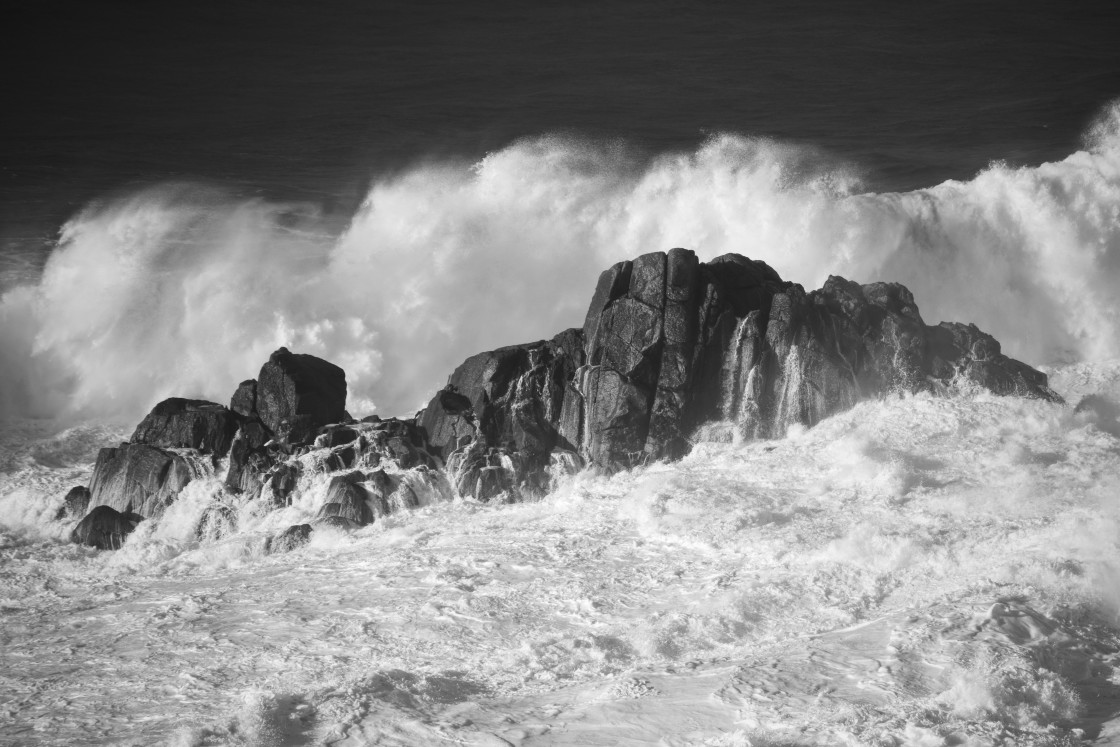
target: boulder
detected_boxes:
[256,348,347,445]
[230,379,257,418]
[70,505,144,550]
[266,462,302,507]
[927,322,1056,397]
[317,471,378,525]
[130,398,238,457]
[55,485,91,521]
[266,523,312,554]
[88,444,198,518]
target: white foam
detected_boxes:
[3,102,1120,422]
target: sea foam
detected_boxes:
[1,102,1119,425]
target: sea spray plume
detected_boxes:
[0,184,379,422]
[1,107,1119,422]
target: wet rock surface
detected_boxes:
[88,443,201,518]
[129,397,239,458]
[64,249,1060,535]
[55,485,91,521]
[267,523,312,554]
[421,248,1059,486]
[70,505,144,550]
[256,347,347,445]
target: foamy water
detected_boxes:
[2,365,1119,746]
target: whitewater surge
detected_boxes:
[1,103,1119,424]
[1,365,1119,745]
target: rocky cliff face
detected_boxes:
[66,249,1060,547]
[420,248,1058,494]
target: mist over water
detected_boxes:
[1,102,1119,424]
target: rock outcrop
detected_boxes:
[420,329,584,500]
[88,444,202,518]
[130,398,238,459]
[67,249,1061,548]
[70,505,144,550]
[420,248,1060,486]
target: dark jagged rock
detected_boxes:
[55,486,91,521]
[70,505,144,550]
[130,398,239,458]
[230,379,257,418]
[359,419,437,471]
[256,347,347,445]
[88,444,199,518]
[926,322,1054,397]
[95,251,1057,522]
[422,248,1059,493]
[419,328,585,499]
[317,470,379,525]
[266,523,312,554]
[224,420,272,494]
[266,462,302,507]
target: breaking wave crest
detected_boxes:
[2,101,1120,423]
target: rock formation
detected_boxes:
[256,347,347,445]
[420,248,1060,487]
[88,444,201,518]
[130,398,239,459]
[70,505,144,550]
[55,486,91,521]
[65,249,1061,548]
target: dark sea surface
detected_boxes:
[2,1,1118,266]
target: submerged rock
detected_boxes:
[318,470,378,525]
[70,505,144,550]
[256,347,347,445]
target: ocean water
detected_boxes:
[4,3,1120,744]
[3,366,1120,745]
